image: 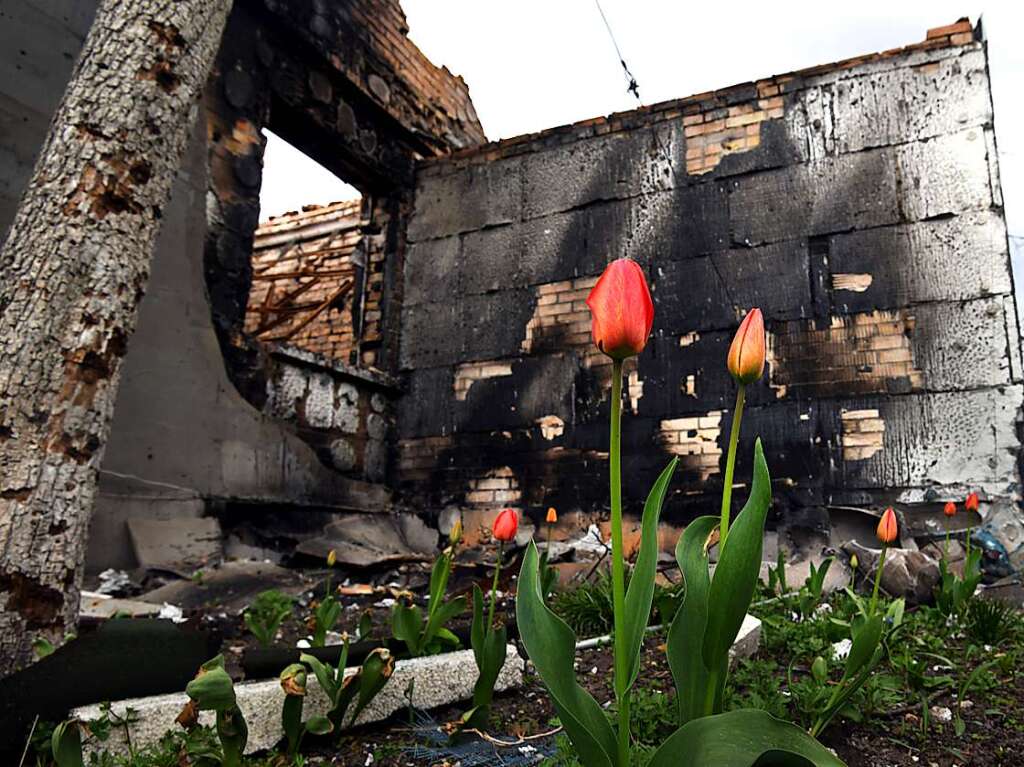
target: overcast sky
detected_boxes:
[259,1,1022,280]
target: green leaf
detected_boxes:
[216,707,248,767]
[349,649,394,726]
[472,624,508,709]
[471,584,486,669]
[300,653,338,703]
[424,595,467,649]
[621,458,678,693]
[51,721,84,767]
[702,439,772,675]
[647,709,846,767]
[429,550,453,609]
[843,615,883,683]
[305,715,334,736]
[516,541,617,767]
[281,694,303,755]
[667,515,718,724]
[392,602,423,656]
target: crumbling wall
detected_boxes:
[398,21,1022,541]
[1,0,484,570]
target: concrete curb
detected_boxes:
[74,644,525,756]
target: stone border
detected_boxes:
[74,644,524,756]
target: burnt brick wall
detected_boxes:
[396,22,1022,541]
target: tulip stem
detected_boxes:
[488,541,504,630]
[720,384,746,546]
[609,359,630,766]
[870,544,888,616]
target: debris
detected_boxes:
[127,517,223,577]
[94,568,136,597]
[80,592,163,620]
[843,541,940,604]
[158,603,186,623]
[295,513,437,567]
[139,560,309,613]
[930,705,953,723]
[339,583,376,596]
[832,638,852,660]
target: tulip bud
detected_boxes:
[849,553,859,571]
[811,656,828,684]
[449,517,463,546]
[546,507,558,524]
[943,501,956,518]
[965,492,979,512]
[586,258,654,360]
[876,507,898,545]
[280,663,307,697]
[327,549,337,568]
[727,308,766,385]
[492,508,519,542]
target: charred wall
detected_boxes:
[0,0,484,570]
[397,22,1022,544]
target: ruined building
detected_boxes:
[2,4,1020,568]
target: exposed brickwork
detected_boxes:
[465,466,521,507]
[767,310,925,399]
[684,96,784,175]
[841,408,886,461]
[657,413,724,480]
[454,360,513,400]
[247,200,363,361]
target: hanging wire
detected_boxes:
[590,0,740,313]
[593,0,640,100]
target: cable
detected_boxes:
[593,0,640,100]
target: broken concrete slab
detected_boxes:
[140,561,310,613]
[75,644,525,756]
[127,516,223,577]
[295,512,438,567]
[844,541,940,604]
[79,592,164,620]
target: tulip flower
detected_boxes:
[492,508,518,542]
[486,510,518,632]
[449,517,463,547]
[586,258,654,360]
[720,308,766,544]
[546,507,558,524]
[876,507,898,544]
[871,507,898,615]
[727,308,766,385]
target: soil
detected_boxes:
[89,564,1024,765]
[321,633,1024,767]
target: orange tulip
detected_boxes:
[727,308,766,385]
[586,258,654,360]
[546,507,558,524]
[965,492,979,512]
[876,507,898,545]
[943,501,956,518]
[492,508,519,542]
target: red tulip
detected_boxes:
[943,501,956,518]
[727,308,766,385]
[492,508,519,542]
[876,507,898,545]
[965,492,979,512]
[586,259,654,360]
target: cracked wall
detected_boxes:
[396,20,1022,539]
